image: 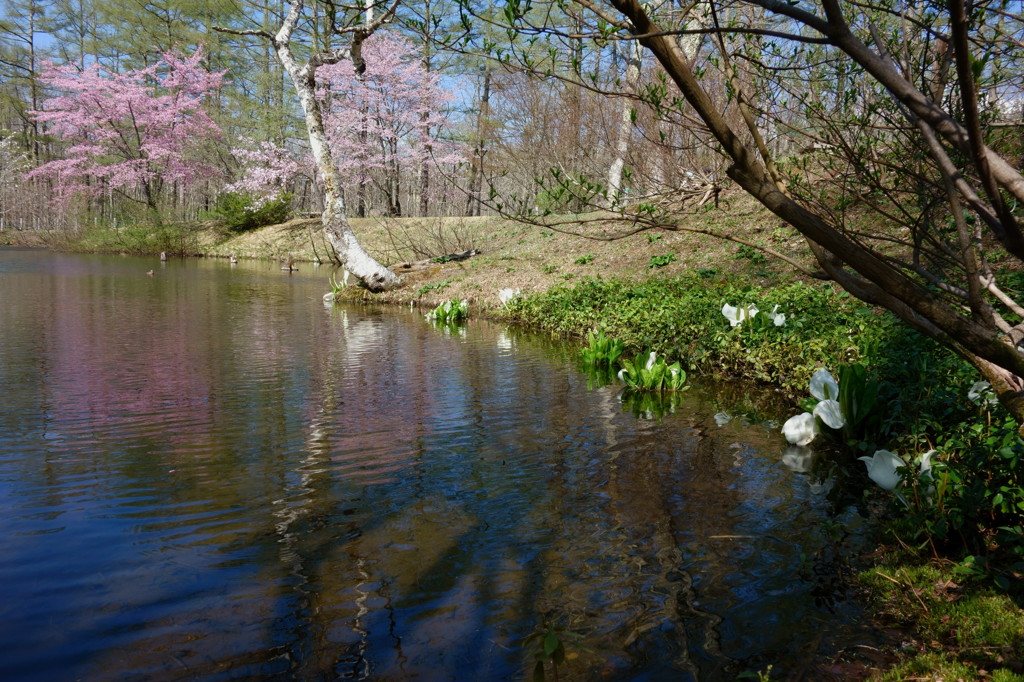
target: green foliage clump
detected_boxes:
[892,411,1024,585]
[207,191,291,233]
[523,622,585,682]
[647,252,676,268]
[735,244,768,264]
[617,350,688,392]
[417,279,452,296]
[579,330,623,367]
[505,275,886,399]
[426,299,468,324]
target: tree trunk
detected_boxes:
[270,2,400,291]
[466,62,491,217]
[606,39,642,207]
[418,0,433,218]
[608,0,1024,420]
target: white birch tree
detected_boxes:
[217,0,402,291]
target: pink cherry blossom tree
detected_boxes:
[28,48,225,218]
[319,33,463,217]
[223,137,309,204]
[225,34,463,219]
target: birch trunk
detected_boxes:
[238,1,402,291]
[605,39,642,207]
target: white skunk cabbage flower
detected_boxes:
[809,368,845,430]
[782,412,818,446]
[918,450,935,479]
[967,381,998,405]
[768,304,786,327]
[917,450,937,496]
[810,368,840,400]
[714,412,732,426]
[858,450,905,491]
[859,449,937,494]
[812,399,845,430]
[498,288,521,306]
[644,351,657,371]
[722,303,758,327]
[781,368,846,445]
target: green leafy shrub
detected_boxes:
[207,191,291,233]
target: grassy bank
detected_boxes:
[42,196,1024,680]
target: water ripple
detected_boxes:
[0,250,885,681]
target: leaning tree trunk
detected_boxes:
[292,70,400,290]
[223,0,402,292]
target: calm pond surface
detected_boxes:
[0,249,884,680]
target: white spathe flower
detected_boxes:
[713,411,732,426]
[722,303,758,327]
[918,450,935,479]
[498,288,521,306]
[967,381,998,405]
[810,368,840,401]
[782,412,818,446]
[768,304,786,327]
[858,449,905,491]
[807,368,846,430]
[916,450,937,497]
[644,351,657,371]
[812,399,845,430]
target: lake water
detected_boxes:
[0,249,885,680]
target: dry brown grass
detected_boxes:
[199,191,817,309]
